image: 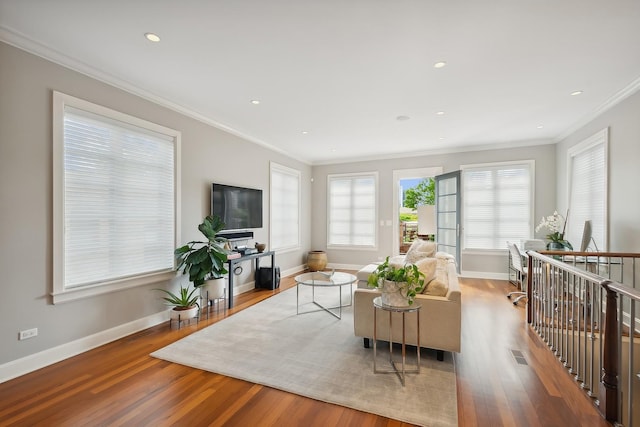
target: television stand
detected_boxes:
[226,250,275,308]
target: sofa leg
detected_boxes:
[363,338,370,349]
[436,350,444,361]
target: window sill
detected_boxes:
[52,270,175,304]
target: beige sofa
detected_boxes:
[353,258,461,360]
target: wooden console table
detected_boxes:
[226,250,275,308]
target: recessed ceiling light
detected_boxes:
[433,61,447,69]
[331,149,336,152]
[144,32,160,42]
[250,99,260,105]
[571,90,583,96]
[537,125,544,129]
[436,111,445,116]
[302,131,309,135]
[396,115,410,121]
[439,137,446,140]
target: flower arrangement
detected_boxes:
[535,211,573,249]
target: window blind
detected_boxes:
[62,106,176,288]
[328,173,377,247]
[463,162,533,250]
[567,130,607,251]
[270,163,300,251]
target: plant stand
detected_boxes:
[201,287,227,319]
[372,296,422,386]
[169,309,199,329]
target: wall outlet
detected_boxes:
[19,328,38,340]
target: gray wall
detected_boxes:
[3,36,638,371]
[311,144,557,276]
[555,90,640,253]
[0,42,312,365]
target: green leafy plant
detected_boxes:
[155,286,200,309]
[403,178,435,209]
[367,256,426,305]
[399,212,418,222]
[175,215,229,287]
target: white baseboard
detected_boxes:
[327,263,363,271]
[0,310,169,384]
[281,264,306,278]
[460,271,509,280]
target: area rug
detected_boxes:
[151,286,458,427]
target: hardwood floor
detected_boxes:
[0,275,610,426]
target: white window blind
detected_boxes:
[327,173,377,247]
[462,161,533,250]
[567,129,607,251]
[270,162,300,251]
[53,92,178,302]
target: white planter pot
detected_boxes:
[201,278,226,301]
[380,280,410,307]
[169,305,198,320]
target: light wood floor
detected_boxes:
[0,275,610,426]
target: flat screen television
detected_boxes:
[211,183,263,230]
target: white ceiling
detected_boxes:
[2,0,640,164]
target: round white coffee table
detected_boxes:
[294,271,356,319]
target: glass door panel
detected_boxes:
[435,171,461,271]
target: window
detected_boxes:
[327,172,377,248]
[53,92,180,303]
[566,129,608,251]
[462,161,534,250]
[270,162,301,252]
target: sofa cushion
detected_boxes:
[405,239,436,264]
[423,271,449,296]
[414,257,437,283]
[356,263,379,288]
[435,251,456,262]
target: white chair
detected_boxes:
[507,242,528,305]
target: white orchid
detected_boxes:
[535,211,572,249]
[535,211,565,234]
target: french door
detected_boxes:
[435,171,461,272]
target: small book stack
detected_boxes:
[227,251,241,260]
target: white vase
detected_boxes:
[201,278,226,301]
[169,305,198,320]
[380,280,410,307]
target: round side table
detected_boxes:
[372,296,422,386]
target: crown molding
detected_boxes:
[3,24,639,167]
[0,26,310,166]
[311,138,554,166]
[555,74,640,142]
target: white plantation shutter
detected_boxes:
[567,129,607,251]
[328,173,377,247]
[53,92,178,302]
[270,163,300,251]
[462,162,533,250]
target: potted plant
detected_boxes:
[175,215,229,299]
[155,286,200,320]
[535,211,573,250]
[367,256,426,306]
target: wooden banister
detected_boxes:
[600,281,618,422]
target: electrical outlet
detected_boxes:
[19,328,38,340]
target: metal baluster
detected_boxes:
[617,294,624,424]
[568,272,576,373]
[586,279,596,394]
[576,277,584,383]
[627,299,635,427]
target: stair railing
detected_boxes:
[525,251,640,426]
